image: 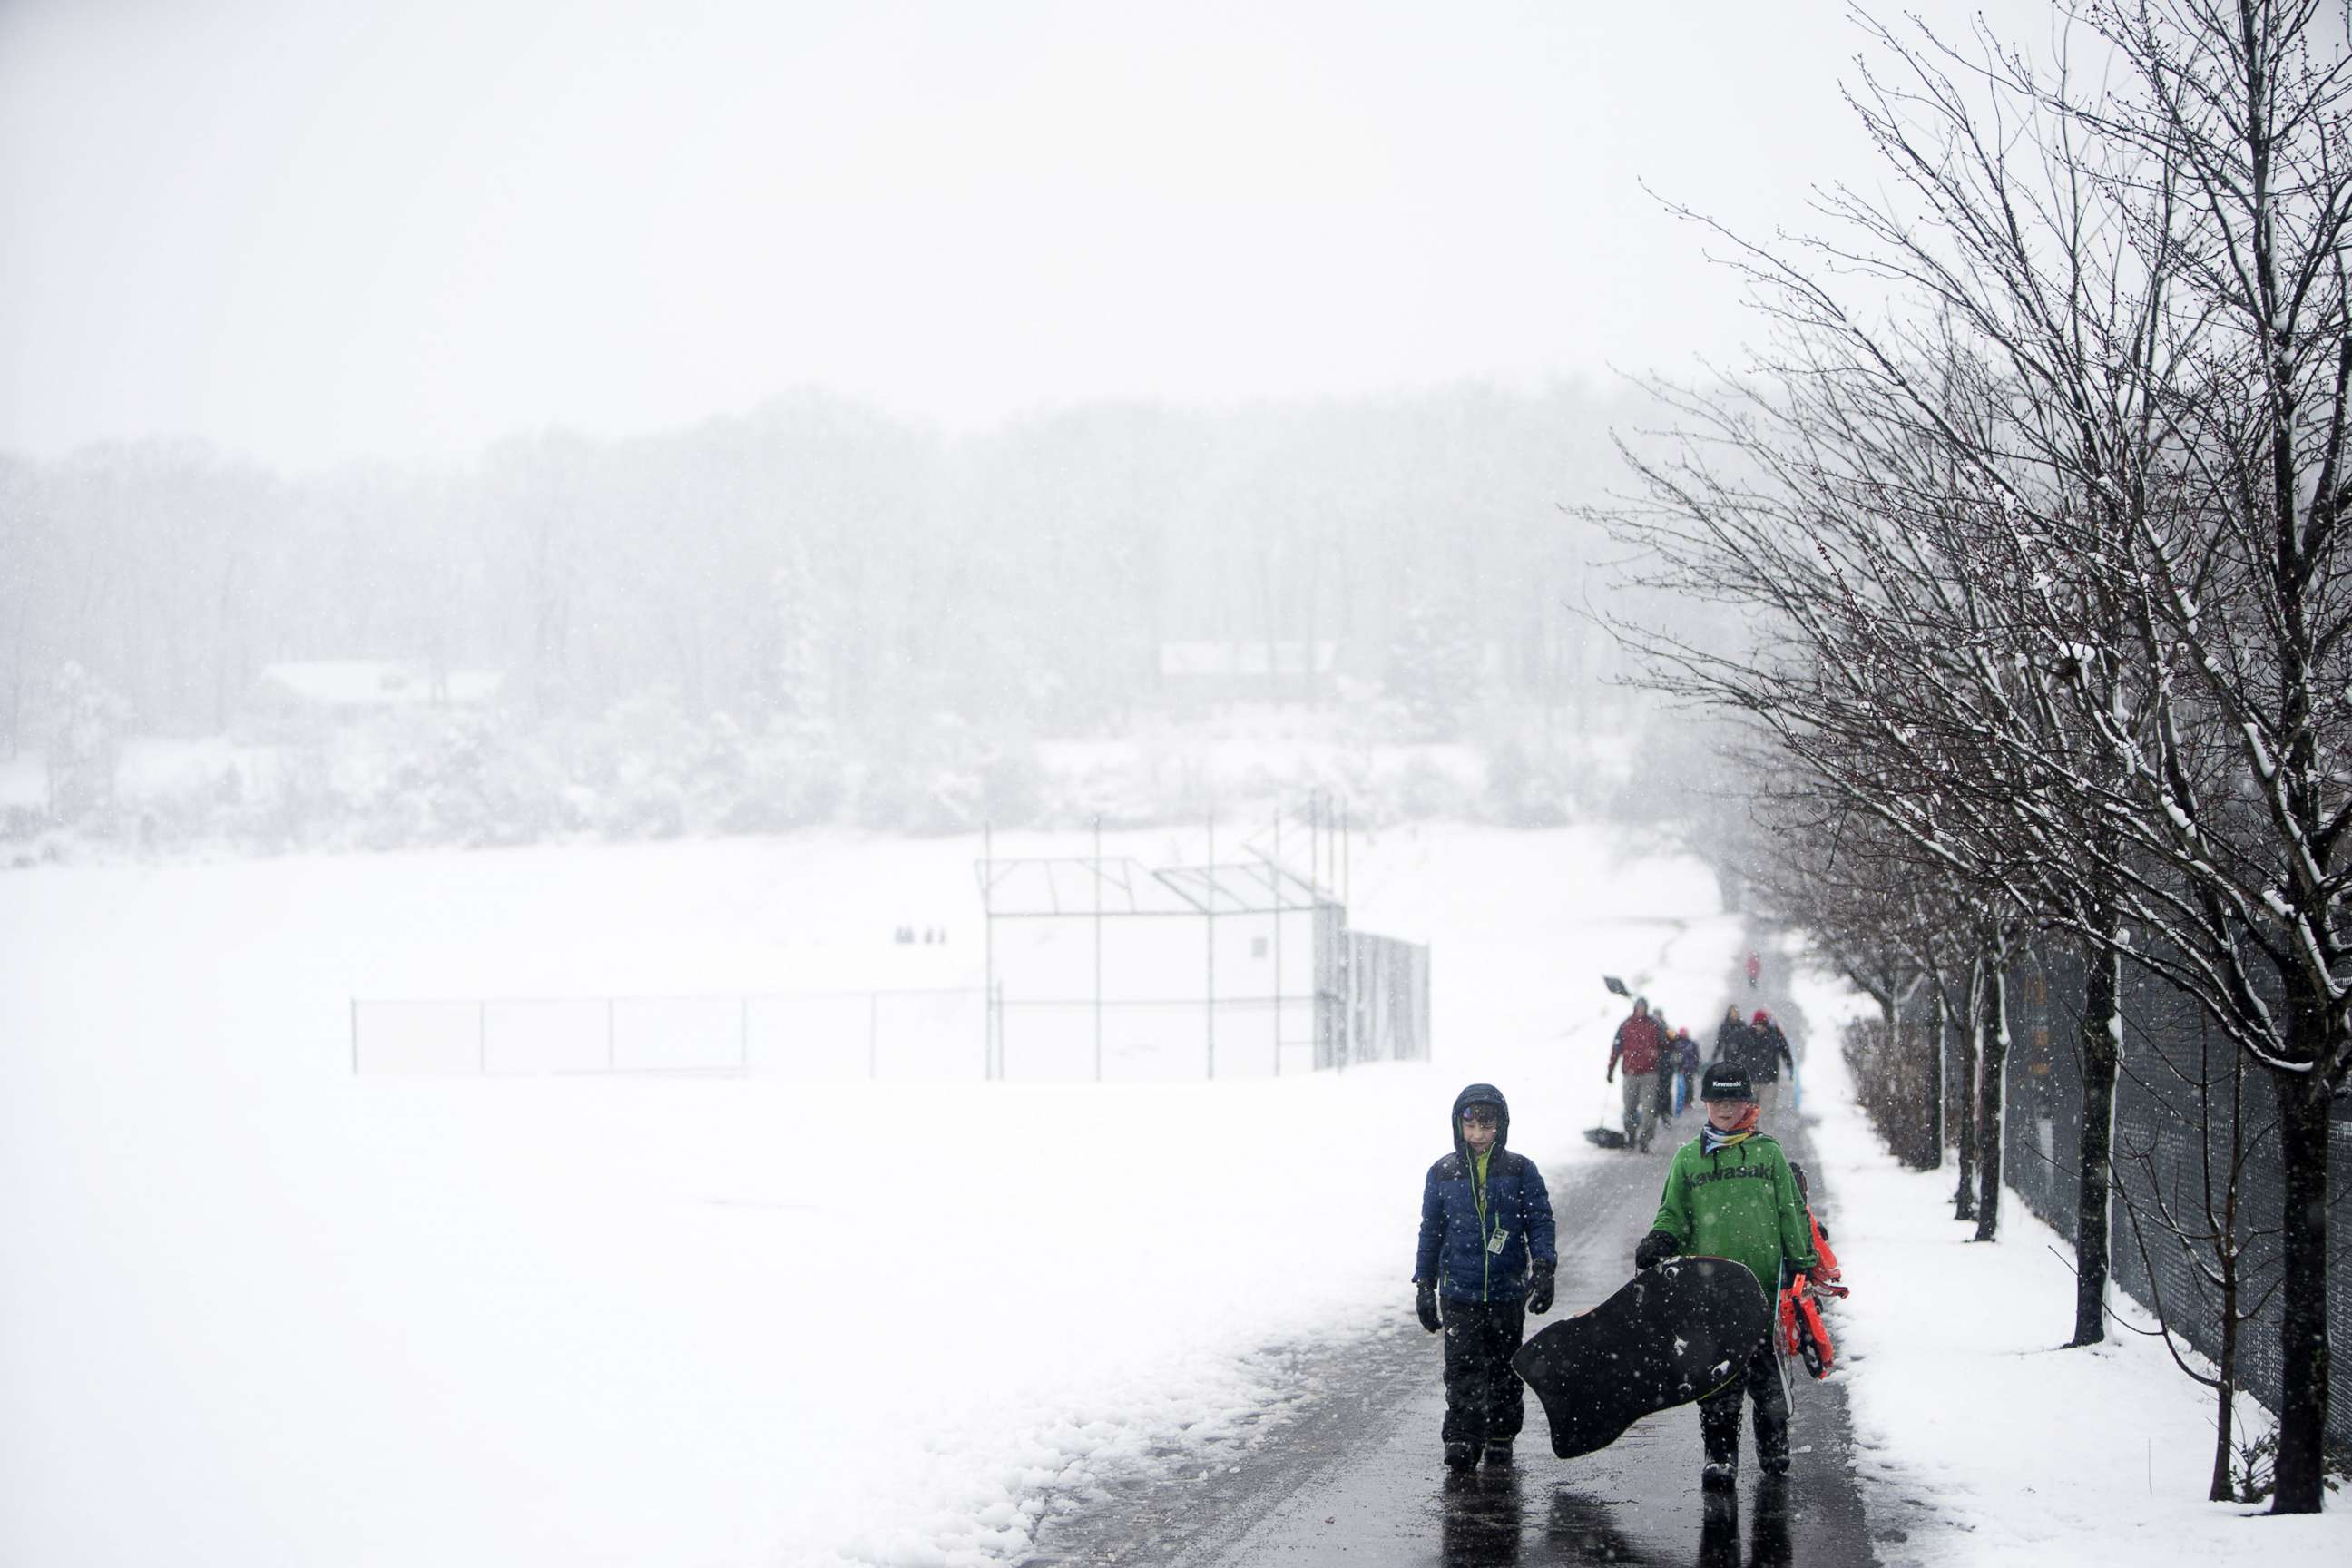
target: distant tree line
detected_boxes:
[0,384,1651,763]
[1600,1,2351,1513]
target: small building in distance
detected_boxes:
[237,662,506,741]
[1158,640,1338,707]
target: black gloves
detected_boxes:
[1525,1260,1556,1315]
[1634,1230,1681,1270]
[1416,1283,1443,1333]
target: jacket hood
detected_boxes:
[1451,1082,1511,1160]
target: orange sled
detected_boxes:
[1779,1271,1838,1377]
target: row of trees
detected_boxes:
[0,385,1645,762]
[0,677,1619,866]
[1608,2,2349,1512]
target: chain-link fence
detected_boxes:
[978,844,1430,1082]
[1997,942,2352,1449]
[351,986,987,1079]
[1335,929,1432,1069]
[983,917,1433,1080]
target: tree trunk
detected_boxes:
[1926,985,1947,1171]
[2269,1067,2333,1514]
[6,593,29,761]
[2210,1297,2239,1502]
[1255,536,1281,703]
[2070,936,2121,1345]
[1955,956,1980,1220]
[2206,1017,2249,1502]
[1973,953,2008,1241]
[212,549,241,735]
[1882,983,1923,1169]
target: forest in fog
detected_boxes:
[0,381,1678,851]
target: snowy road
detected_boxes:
[1028,1017,1886,1567]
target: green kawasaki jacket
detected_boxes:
[1649,1132,1820,1300]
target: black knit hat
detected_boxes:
[1700,1060,1755,1102]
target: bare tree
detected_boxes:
[2112,1005,2285,1500]
[1589,2,2348,1500]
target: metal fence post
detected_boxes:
[1093,816,1103,1084]
[1271,808,1283,1076]
[984,821,995,1082]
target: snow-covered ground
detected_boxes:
[1788,964,2348,1564]
[0,823,1731,1567]
[6,823,2336,1568]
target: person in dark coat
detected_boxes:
[1415,1083,1558,1470]
[1746,1009,1798,1117]
[1666,1026,1701,1117]
[1714,1004,1752,1069]
[1651,1008,1681,1123]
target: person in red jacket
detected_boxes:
[1605,997,1667,1152]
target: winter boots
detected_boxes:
[1698,1340,1793,1485]
[1438,1430,1514,1468]
[1702,1412,1740,1490]
[1700,1423,1791,1482]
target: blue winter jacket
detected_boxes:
[1414,1082,1558,1303]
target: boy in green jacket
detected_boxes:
[1632,1060,1818,1487]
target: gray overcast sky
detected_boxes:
[0,0,2055,471]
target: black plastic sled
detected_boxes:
[1512,1256,1772,1459]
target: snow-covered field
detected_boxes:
[0,823,1733,1567]
[1790,965,2349,1564]
[7,823,2337,1568]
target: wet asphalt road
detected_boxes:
[1029,986,1897,1568]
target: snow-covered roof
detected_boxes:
[975,856,1322,916]
[1159,641,1338,677]
[254,662,505,709]
[975,857,1200,916]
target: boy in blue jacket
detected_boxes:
[1414,1083,1558,1470]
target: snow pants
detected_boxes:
[1698,1342,1791,1465]
[1439,1297,1526,1448]
[1755,1078,1783,1121]
[1620,1071,1660,1150]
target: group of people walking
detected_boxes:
[1603,996,1794,1151]
[1713,1003,1796,1119]
[1409,995,1818,1489]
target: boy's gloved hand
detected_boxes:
[1633,1230,1681,1270]
[1525,1260,1556,1315]
[1415,1283,1442,1333]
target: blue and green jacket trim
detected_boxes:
[1415,1082,1558,1303]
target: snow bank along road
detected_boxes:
[1025,975,1886,1568]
